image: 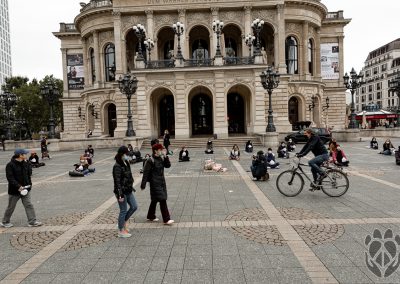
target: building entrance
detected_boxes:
[107,103,117,137]
[191,94,213,135]
[159,95,175,136]
[227,93,245,133]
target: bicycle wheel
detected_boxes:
[321,169,349,197]
[276,170,304,197]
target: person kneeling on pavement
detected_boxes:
[251,151,269,181]
[265,148,280,169]
[287,139,296,152]
[28,151,45,168]
[69,155,95,176]
[331,144,349,167]
[229,144,240,160]
[179,146,190,162]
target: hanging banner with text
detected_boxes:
[321,43,339,80]
[67,54,84,90]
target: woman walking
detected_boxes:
[141,143,174,225]
[163,130,171,155]
[113,146,138,238]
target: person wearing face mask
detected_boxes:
[287,139,296,152]
[1,149,42,228]
[229,144,240,160]
[379,139,395,155]
[331,144,349,167]
[251,150,269,181]
[245,140,253,153]
[141,143,174,225]
[370,137,378,150]
[113,146,138,238]
[179,146,190,162]
[277,142,289,158]
[265,148,280,169]
[28,151,45,168]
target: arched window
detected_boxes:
[285,36,298,74]
[89,48,96,84]
[104,43,115,82]
[308,39,314,75]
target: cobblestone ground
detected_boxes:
[0,137,400,283]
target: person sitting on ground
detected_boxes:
[328,138,338,156]
[131,147,142,163]
[331,144,349,167]
[379,139,395,155]
[395,146,400,165]
[287,138,296,152]
[28,151,45,168]
[74,155,95,175]
[179,146,190,162]
[205,140,214,154]
[229,144,240,160]
[87,145,94,156]
[265,148,280,169]
[127,144,134,155]
[83,150,93,165]
[245,140,253,153]
[370,137,379,150]
[140,154,151,173]
[251,150,269,181]
[277,142,289,158]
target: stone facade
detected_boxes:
[54,0,350,139]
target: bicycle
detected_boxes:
[276,157,349,197]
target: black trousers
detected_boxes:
[147,200,170,223]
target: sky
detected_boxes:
[8,0,400,81]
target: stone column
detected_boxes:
[315,28,321,78]
[244,6,252,56]
[211,7,219,58]
[302,21,309,77]
[61,48,69,95]
[338,35,344,83]
[253,69,267,133]
[113,11,123,77]
[214,70,228,138]
[93,31,101,85]
[174,72,189,138]
[277,4,286,74]
[146,10,156,60]
[179,9,186,59]
[81,38,89,87]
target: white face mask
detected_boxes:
[80,160,85,163]
[123,154,130,161]
[268,151,272,154]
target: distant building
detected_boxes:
[0,0,11,86]
[356,39,400,112]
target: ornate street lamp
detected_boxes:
[308,95,316,112]
[245,33,255,57]
[260,66,280,132]
[251,18,264,56]
[0,91,17,140]
[212,20,224,57]
[144,38,155,63]
[133,24,146,61]
[40,82,60,139]
[172,22,184,59]
[389,72,400,127]
[322,96,330,111]
[118,73,138,137]
[344,68,363,129]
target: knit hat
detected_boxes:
[117,146,129,154]
[152,143,164,151]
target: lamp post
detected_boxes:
[40,82,60,139]
[133,24,146,61]
[0,91,17,140]
[212,20,224,57]
[251,18,264,56]
[245,33,255,57]
[308,95,316,112]
[144,38,155,63]
[118,73,138,137]
[389,72,400,127]
[260,66,280,132]
[172,22,184,59]
[344,68,363,129]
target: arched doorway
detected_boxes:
[288,97,299,125]
[159,95,175,136]
[227,93,245,134]
[190,92,213,136]
[157,27,175,60]
[260,23,275,66]
[222,24,242,58]
[107,103,117,137]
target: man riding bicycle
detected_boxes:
[295,128,329,188]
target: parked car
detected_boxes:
[284,127,331,144]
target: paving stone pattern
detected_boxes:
[10,231,64,252]
[61,230,118,251]
[294,224,345,246]
[43,212,88,226]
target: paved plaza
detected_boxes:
[1,137,400,283]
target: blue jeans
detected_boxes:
[117,192,138,230]
[308,153,329,182]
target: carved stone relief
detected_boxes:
[121,15,147,34]
[219,11,244,30]
[251,9,276,23]
[185,79,216,91]
[145,81,176,92]
[154,14,178,32]
[99,31,114,46]
[286,23,302,37]
[187,12,211,29]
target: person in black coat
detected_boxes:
[141,143,174,225]
[277,142,289,158]
[250,151,269,181]
[28,151,45,168]
[163,130,171,154]
[113,146,138,238]
[395,146,400,165]
[1,149,42,228]
[179,146,190,162]
[205,140,214,154]
[87,145,94,156]
[245,140,253,153]
[370,137,378,150]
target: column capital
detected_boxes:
[211,7,219,16]
[178,9,186,17]
[145,10,154,16]
[112,10,121,17]
[244,6,252,13]
[277,4,284,12]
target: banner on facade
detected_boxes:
[66,54,84,90]
[320,43,339,80]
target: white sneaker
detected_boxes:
[118,230,132,238]
[164,220,174,225]
[276,166,280,169]
[147,218,159,222]
[0,222,13,228]
[28,221,42,227]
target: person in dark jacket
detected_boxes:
[379,139,394,155]
[40,137,50,159]
[141,143,174,225]
[395,146,400,165]
[245,140,253,153]
[0,149,42,228]
[331,144,349,167]
[113,146,138,238]
[370,137,378,150]
[28,151,45,168]
[296,128,329,188]
[179,146,190,162]
[265,148,280,169]
[287,139,296,152]
[87,145,94,156]
[205,140,214,154]
[163,130,171,154]
[250,151,269,181]
[277,142,289,158]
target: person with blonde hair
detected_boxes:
[229,144,240,160]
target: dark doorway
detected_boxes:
[159,95,175,136]
[191,94,213,135]
[227,93,245,134]
[288,97,299,125]
[107,103,117,137]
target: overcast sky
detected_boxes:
[9,0,400,80]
